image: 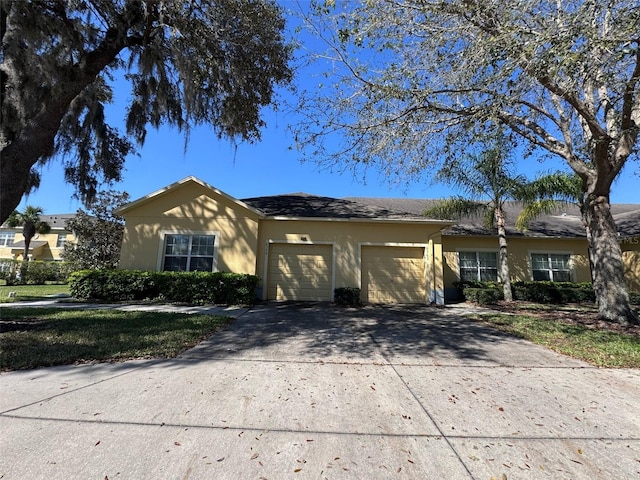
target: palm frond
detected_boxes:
[423,197,487,220]
[516,199,568,231]
[514,171,582,205]
[483,208,496,229]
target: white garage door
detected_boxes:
[267,243,333,301]
[361,246,426,303]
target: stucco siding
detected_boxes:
[119,183,260,273]
[257,219,444,303]
[442,236,591,289]
[0,231,73,261]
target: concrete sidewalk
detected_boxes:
[0,298,250,316]
[1,303,639,479]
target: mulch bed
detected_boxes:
[488,301,640,337]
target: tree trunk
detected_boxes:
[583,195,638,325]
[0,23,130,224]
[19,231,32,284]
[495,207,513,302]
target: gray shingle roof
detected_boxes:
[241,193,427,220]
[344,197,640,238]
[1,214,75,230]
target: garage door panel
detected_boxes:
[268,244,332,301]
[362,246,426,304]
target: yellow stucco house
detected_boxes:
[0,214,76,263]
[116,177,451,304]
[116,176,640,304]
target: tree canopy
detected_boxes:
[296,0,639,184]
[296,0,639,324]
[62,190,129,270]
[0,0,293,224]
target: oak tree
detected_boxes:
[296,0,639,324]
[1,0,292,223]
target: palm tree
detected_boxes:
[425,133,522,301]
[6,206,51,281]
[515,172,584,231]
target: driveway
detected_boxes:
[1,303,639,479]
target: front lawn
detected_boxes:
[0,308,233,371]
[467,302,640,368]
[0,284,71,303]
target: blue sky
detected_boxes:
[17,5,640,214]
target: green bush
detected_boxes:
[462,287,503,305]
[334,287,362,307]
[0,260,77,285]
[69,270,259,305]
[511,281,595,303]
[456,280,598,304]
[629,292,640,305]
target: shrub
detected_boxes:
[463,287,503,305]
[69,270,259,305]
[334,287,362,307]
[511,281,595,303]
[630,292,640,305]
[456,280,597,304]
[1,261,78,285]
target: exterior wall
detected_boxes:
[119,183,260,274]
[621,236,640,292]
[0,229,73,262]
[256,219,445,303]
[442,235,591,296]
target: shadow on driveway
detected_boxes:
[182,302,581,367]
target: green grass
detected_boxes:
[470,313,640,368]
[0,308,233,371]
[0,284,71,303]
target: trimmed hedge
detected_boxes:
[462,287,504,305]
[334,287,362,307]
[455,280,598,305]
[69,270,259,305]
[512,281,595,303]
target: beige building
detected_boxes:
[0,214,76,263]
[116,176,640,303]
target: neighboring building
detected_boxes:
[116,176,640,304]
[0,214,77,263]
[346,198,640,299]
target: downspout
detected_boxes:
[427,231,444,305]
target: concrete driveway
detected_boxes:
[1,303,639,479]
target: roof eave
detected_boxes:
[264,215,454,226]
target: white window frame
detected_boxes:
[529,251,573,282]
[55,233,68,249]
[157,231,220,272]
[456,249,499,282]
[0,232,15,247]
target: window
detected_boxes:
[531,253,571,282]
[0,232,15,247]
[163,234,216,272]
[459,251,498,282]
[56,234,68,248]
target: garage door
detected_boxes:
[361,246,426,303]
[267,243,333,301]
